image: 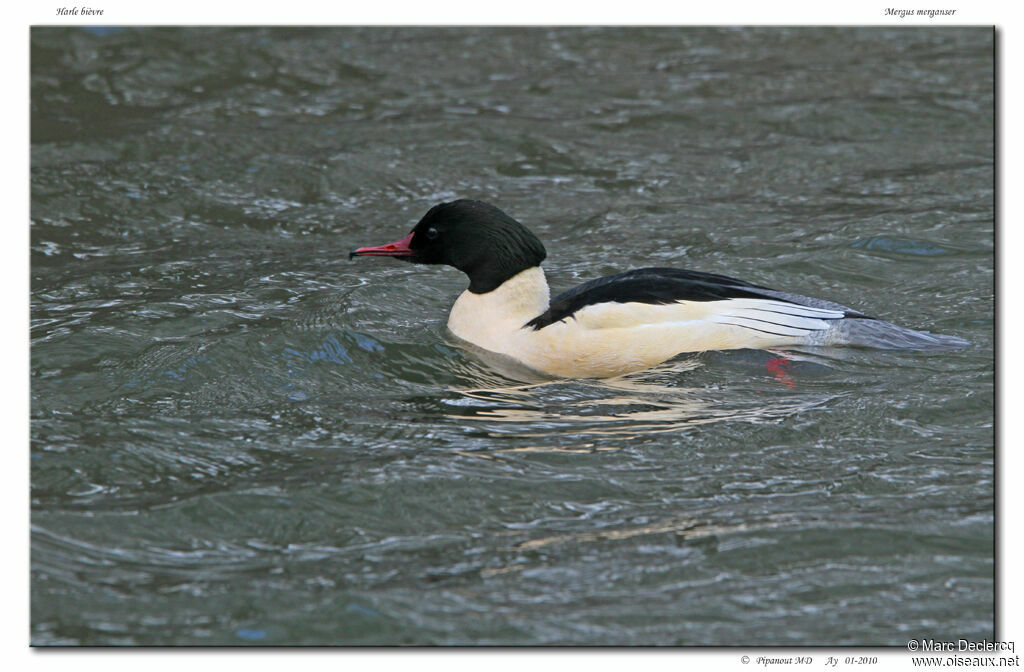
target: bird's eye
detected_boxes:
[425,227,439,240]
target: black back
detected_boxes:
[525,267,869,330]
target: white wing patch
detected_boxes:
[703,299,845,337]
[566,297,847,335]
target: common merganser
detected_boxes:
[350,199,969,378]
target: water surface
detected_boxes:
[30,26,993,645]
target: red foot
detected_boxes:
[765,356,796,389]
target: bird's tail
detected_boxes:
[823,318,970,350]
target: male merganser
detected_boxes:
[350,200,969,378]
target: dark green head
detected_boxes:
[350,200,547,294]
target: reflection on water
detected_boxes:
[445,351,840,439]
[509,515,780,552]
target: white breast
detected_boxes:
[446,266,551,355]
